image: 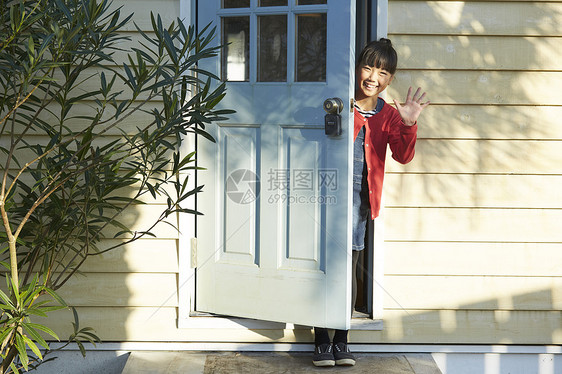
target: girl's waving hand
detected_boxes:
[393,87,430,126]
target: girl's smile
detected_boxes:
[356,65,394,100]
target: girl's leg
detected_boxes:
[312,328,334,367]
[313,249,361,367]
[314,327,330,346]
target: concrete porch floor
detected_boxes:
[121,351,443,374]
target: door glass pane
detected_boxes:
[296,13,326,82]
[258,15,287,82]
[297,0,327,4]
[223,0,250,8]
[259,0,287,6]
[222,17,250,81]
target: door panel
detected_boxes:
[279,127,326,272]
[219,126,260,266]
[196,0,355,330]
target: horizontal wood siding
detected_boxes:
[374,0,562,344]
[43,306,562,344]
[386,242,562,276]
[410,105,562,140]
[389,1,562,36]
[108,0,179,32]
[41,0,562,346]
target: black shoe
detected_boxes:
[312,343,335,367]
[333,342,356,366]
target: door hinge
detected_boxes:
[350,98,355,112]
[191,238,197,268]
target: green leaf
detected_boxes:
[33,305,67,314]
[42,288,67,308]
[37,34,54,58]
[25,308,48,318]
[0,288,15,309]
[23,335,43,361]
[25,322,60,341]
[0,303,14,310]
[0,326,15,346]
[191,126,216,143]
[9,277,21,305]
[77,340,86,357]
[54,0,72,20]
[22,322,49,350]
[76,127,93,160]
[9,361,18,374]
[71,307,80,331]
[113,230,132,238]
[100,72,107,93]
[162,29,178,65]
[146,183,156,198]
[176,208,202,215]
[28,36,35,59]
[15,333,29,371]
[122,63,137,92]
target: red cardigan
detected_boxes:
[353,100,418,219]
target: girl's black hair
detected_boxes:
[356,38,398,75]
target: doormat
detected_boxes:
[203,352,426,374]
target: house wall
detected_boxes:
[44,0,562,347]
[367,0,562,344]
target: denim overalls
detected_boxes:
[352,98,384,250]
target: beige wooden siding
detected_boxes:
[108,0,180,32]
[369,0,562,344]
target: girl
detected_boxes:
[312,38,430,367]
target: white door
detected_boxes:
[196,0,355,330]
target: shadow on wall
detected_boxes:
[386,287,562,374]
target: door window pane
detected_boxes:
[296,13,326,82]
[297,0,327,4]
[258,15,287,82]
[222,17,250,81]
[259,0,287,6]
[223,0,250,8]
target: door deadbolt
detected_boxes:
[324,98,343,136]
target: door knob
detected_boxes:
[323,97,344,114]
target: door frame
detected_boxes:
[355,0,388,322]
[176,0,386,330]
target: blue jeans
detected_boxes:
[352,126,370,251]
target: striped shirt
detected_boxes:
[354,97,384,118]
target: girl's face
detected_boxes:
[356,64,394,99]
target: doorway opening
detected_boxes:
[355,219,374,316]
[353,0,379,319]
